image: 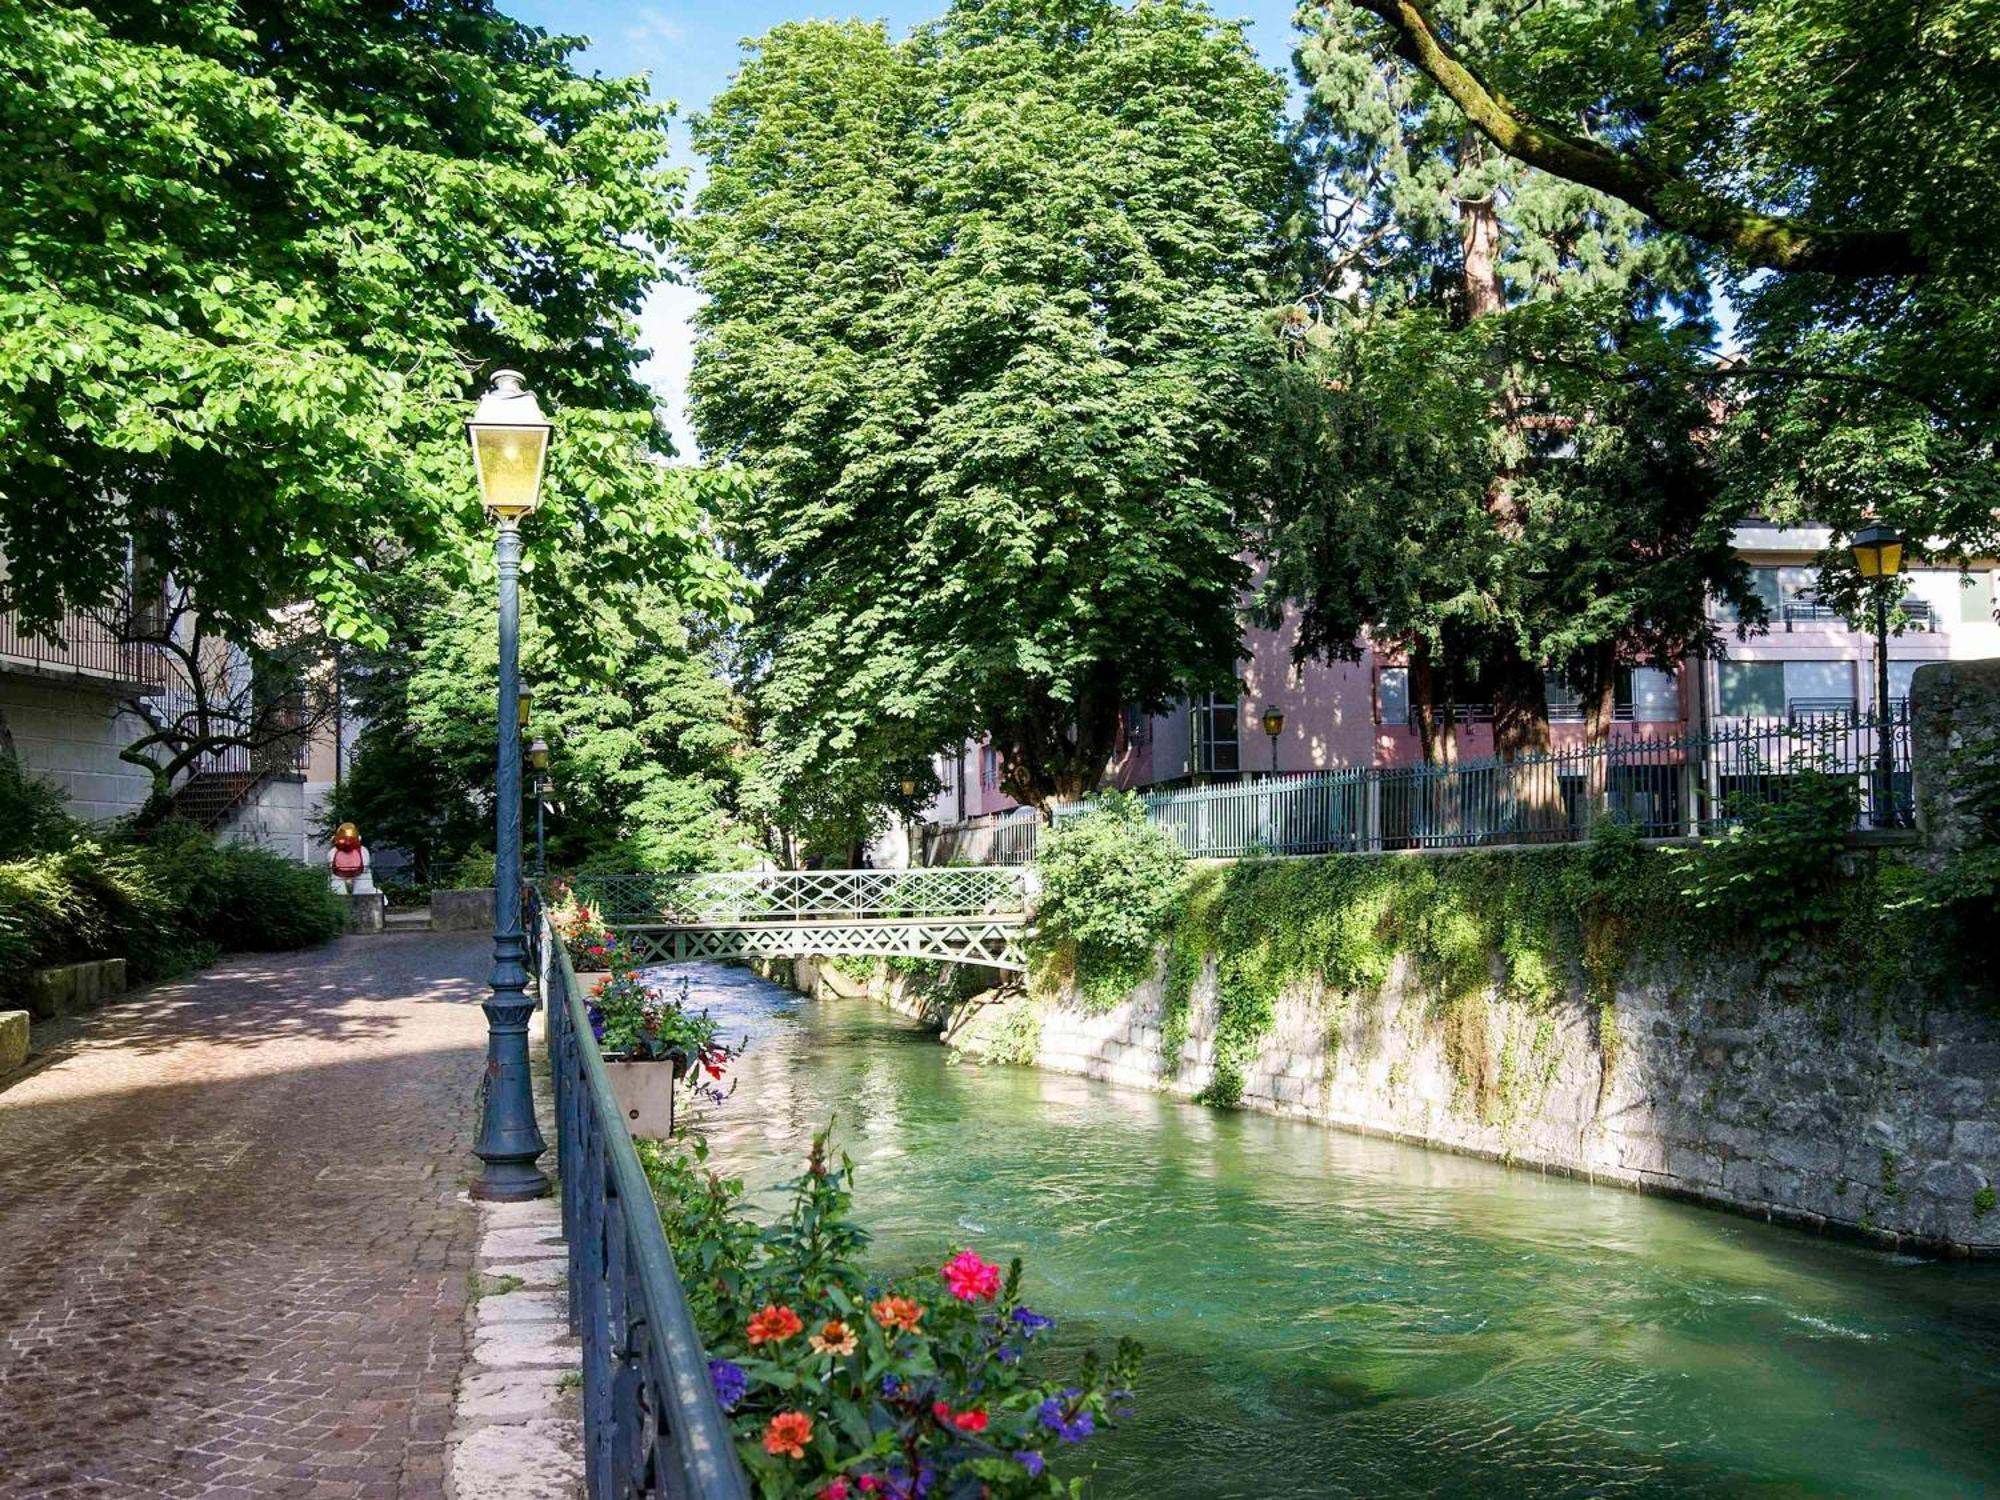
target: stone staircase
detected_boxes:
[169,768,268,830]
[385,908,434,934]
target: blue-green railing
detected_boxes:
[531,895,751,1500]
[1044,711,1914,858]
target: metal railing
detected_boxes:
[562,867,1029,925]
[533,896,752,1500]
[1050,711,1913,856]
[921,809,1043,867]
[0,605,169,688]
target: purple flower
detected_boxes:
[996,1344,1020,1364]
[1018,1451,1046,1479]
[881,1373,903,1397]
[707,1359,747,1412]
[1010,1307,1054,1337]
[1036,1391,1094,1444]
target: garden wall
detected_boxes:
[951,943,1999,1256]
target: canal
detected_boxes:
[673,961,2000,1499]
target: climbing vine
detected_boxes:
[1033,806,1983,1113]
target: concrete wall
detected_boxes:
[218,776,310,863]
[0,677,156,821]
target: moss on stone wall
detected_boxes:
[1047,816,1985,1112]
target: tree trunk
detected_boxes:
[992,669,1124,811]
[1579,645,1620,830]
[1409,644,1460,769]
[1459,193,1503,322]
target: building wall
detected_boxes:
[218,777,310,864]
[0,676,158,822]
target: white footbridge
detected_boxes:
[574,867,1030,971]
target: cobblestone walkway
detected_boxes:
[0,934,500,1499]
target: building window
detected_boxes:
[981,745,1001,790]
[1122,703,1150,749]
[1964,572,1994,624]
[1718,568,1782,624]
[938,752,957,794]
[1716,660,1857,719]
[1631,667,1678,723]
[1888,660,1925,706]
[1376,667,1410,726]
[1191,693,1240,774]
[1716,661,1784,717]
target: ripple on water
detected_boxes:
[660,961,2000,1500]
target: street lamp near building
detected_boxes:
[467,370,552,1202]
[1850,525,1906,828]
[1260,703,1285,779]
[528,738,551,878]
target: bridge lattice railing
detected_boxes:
[557,866,1028,926]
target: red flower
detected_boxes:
[941,1250,1001,1302]
[747,1304,804,1346]
[953,1408,989,1434]
[763,1411,812,1460]
[823,1480,851,1500]
[931,1400,952,1423]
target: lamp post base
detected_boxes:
[471,991,550,1202]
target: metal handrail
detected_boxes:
[534,896,751,1500]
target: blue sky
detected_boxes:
[500,0,1306,455]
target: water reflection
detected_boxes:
[671,962,2000,1499]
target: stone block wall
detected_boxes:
[964,952,2000,1256]
[0,677,156,821]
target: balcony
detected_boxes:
[0,607,169,693]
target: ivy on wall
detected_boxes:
[1031,784,1990,1113]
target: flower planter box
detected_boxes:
[602,1057,687,1140]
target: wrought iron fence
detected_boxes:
[920,810,1043,867]
[556,866,1029,925]
[1049,711,1913,858]
[533,895,753,1500]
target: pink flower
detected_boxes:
[823,1480,851,1499]
[941,1250,1001,1302]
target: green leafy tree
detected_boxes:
[1263,0,1754,762]
[0,0,728,647]
[687,0,1302,824]
[329,557,754,881]
[1313,0,2000,587]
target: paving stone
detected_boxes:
[449,1418,581,1500]
[481,1257,567,1289]
[0,933,498,1499]
[479,1225,567,1261]
[455,1369,570,1424]
[478,1289,566,1324]
[472,1321,577,1370]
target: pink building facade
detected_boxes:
[920,523,2000,825]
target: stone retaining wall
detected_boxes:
[948,950,2000,1258]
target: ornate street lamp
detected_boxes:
[468,370,552,1202]
[1260,703,1285,779]
[1850,525,1907,828]
[528,738,551,879]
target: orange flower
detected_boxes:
[808,1318,858,1356]
[747,1304,804,1346]
[763,1411,812,1460]
[870,1295,923,1334]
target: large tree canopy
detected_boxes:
[1302,0,2000,581]
[1264,0,1755,762]
[688,0,1301,822]
[0,0,733,646]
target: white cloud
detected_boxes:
[622,7,687,47]
[638,277,705,462]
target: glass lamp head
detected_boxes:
[1850,525,1906,579]
[467,370,552,520]
[1260,704,1285,738]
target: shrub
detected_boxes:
[447,846,498,888]
[183,843,345,951]
[1669,769,1858,959]
[0,757,75,859]
[1032,794,1187,1008]
[640,1131,1139,1496]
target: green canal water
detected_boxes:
[674,962,2000,1499]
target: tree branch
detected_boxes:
[1343,0,1928,277]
